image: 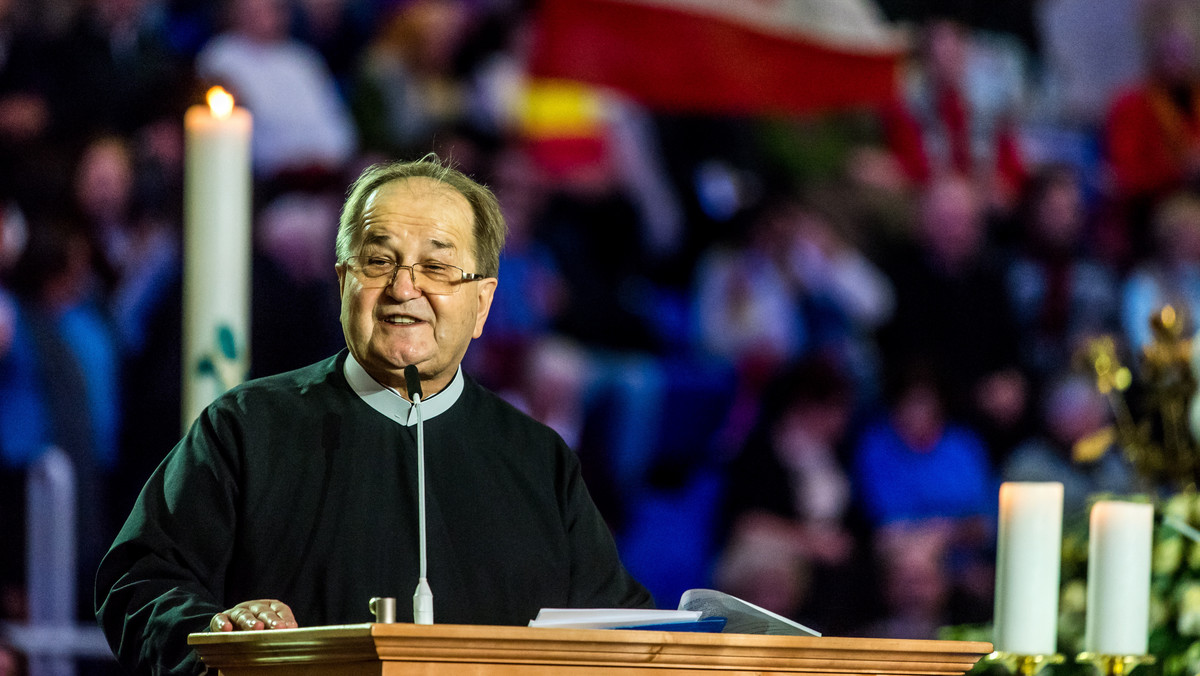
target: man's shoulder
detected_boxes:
[214,353,347,412]
[456,374,566,446]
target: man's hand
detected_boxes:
[210,599,298,631]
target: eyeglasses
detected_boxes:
[344,255,487,295]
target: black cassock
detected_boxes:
[96,351,652,675]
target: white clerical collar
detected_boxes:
[343,353,463,426]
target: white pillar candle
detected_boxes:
[182,86,252,430]
[993,482,1064,654]
[1085,501,1153,655]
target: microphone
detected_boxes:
[404,365,433,625]
[404,365,422,402]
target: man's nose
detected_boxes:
[386,265,422,298]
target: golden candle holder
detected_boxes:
[986,652,1066,676]
[1076,653,1156,676]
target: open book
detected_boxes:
[529,589,820,636]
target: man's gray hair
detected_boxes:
[336,155,506,277]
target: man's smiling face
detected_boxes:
[337,177,496,395]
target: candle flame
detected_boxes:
[206,86,235,119]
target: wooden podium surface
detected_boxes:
[190,622,992,676]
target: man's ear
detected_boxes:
[472,277,497,339]
[336,262,347,295]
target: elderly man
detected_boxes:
[95,157,653,675]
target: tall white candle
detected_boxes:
[993,482,1063,654]
[1085,501,1153,655]
[182,86,252,430]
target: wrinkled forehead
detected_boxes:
[364,176,465,209]
[354,177,474,247]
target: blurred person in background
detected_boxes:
[852,362,996,535]
[290,0,372,97]
[0,197,23,358]
[1003,372,1135,517]
[73,134,179,351]
[1105,0,1200,262]
[462,145,579,436]
[0,0,48,144]
[0,0,61,219]
[717,357,874,634]
[713,519,811,624]
[852,361,997,627]
[694,193,893,446]
[883,17,1026,211]
[860,523,952,640]
[45,0,190,151]
[780,200,894,403]
[351,0,475,158]
[5,213,121,621]
[693,199,813,406]
[75,135,138,283]
[70,134,185,526]
[1121,190,1200,350]
[0,197,29,627]
[519,119,672,497]
[1005,164,1120,388]
[877,173,1029,461]
[196,0,357,182]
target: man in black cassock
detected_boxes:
[94,157,653,675]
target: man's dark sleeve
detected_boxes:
[558,444,655,609]
[95,404,241,675]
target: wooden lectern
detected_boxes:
[190,623,992,675]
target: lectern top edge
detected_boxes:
[190,622,993,676]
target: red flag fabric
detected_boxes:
[529,0,906,116]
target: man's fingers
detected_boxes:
[210,613,233,632]
[244,601,296,629]
[269,601,298,629]
[231,607,265,630]
[213,599,299,632]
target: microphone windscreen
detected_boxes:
[404,364,422,400]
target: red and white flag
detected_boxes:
[529,0,907,115]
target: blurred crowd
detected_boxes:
[0,0,1196,667]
